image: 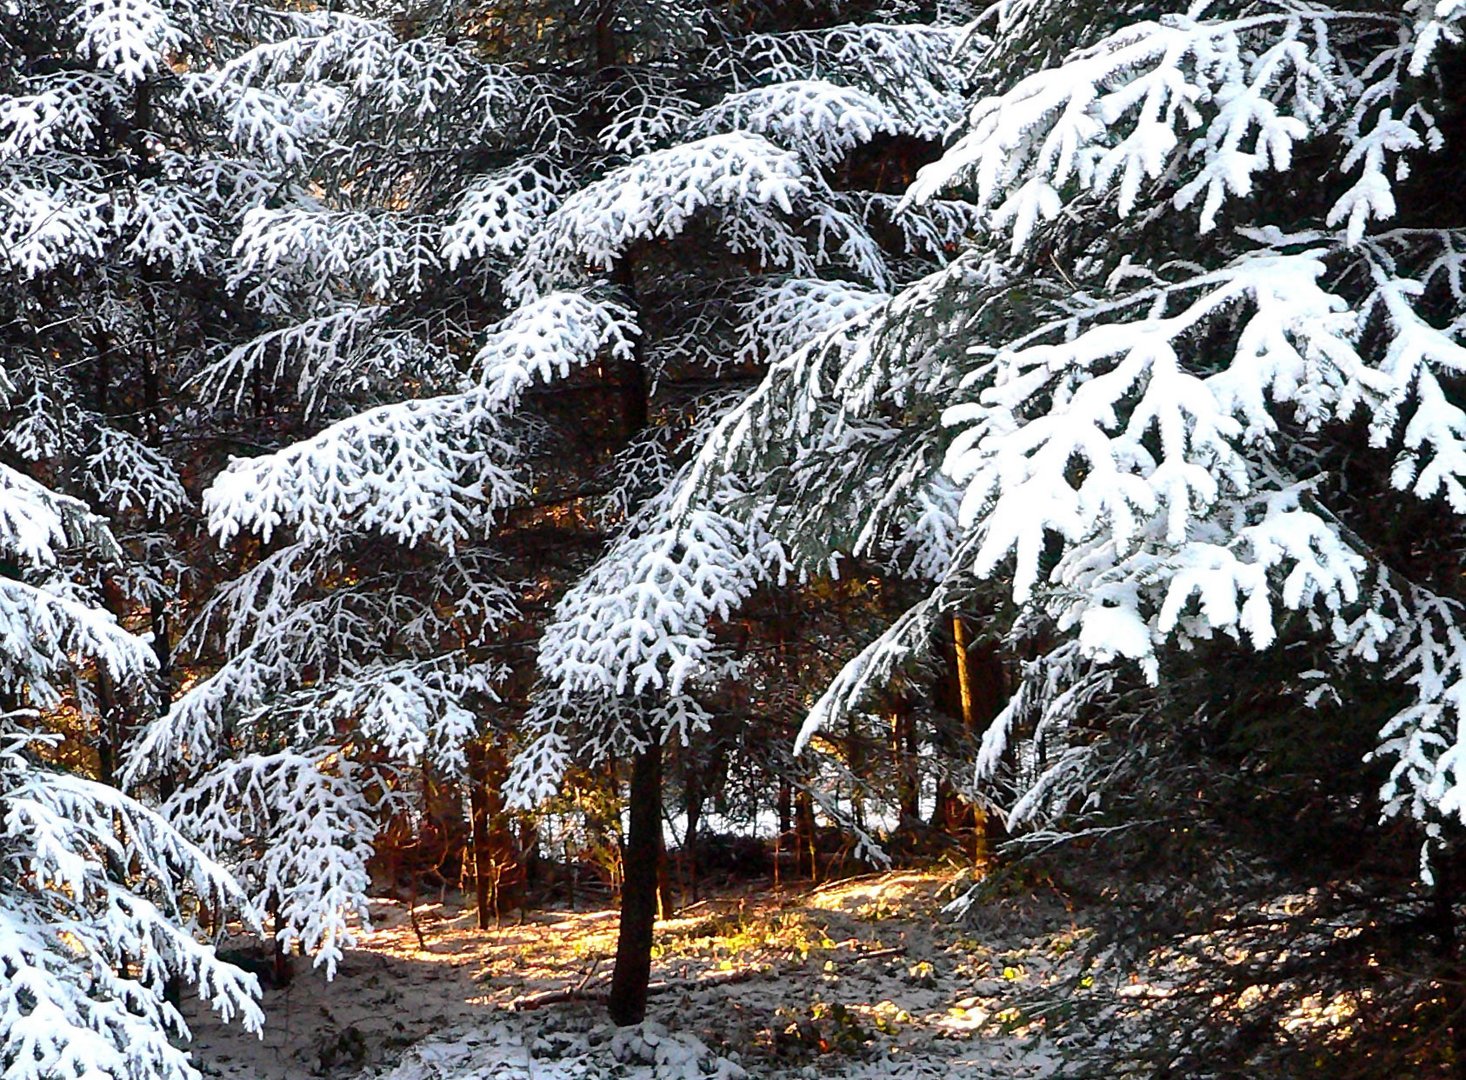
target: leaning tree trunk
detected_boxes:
[608,734,663,1026]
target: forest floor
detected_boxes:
[183,867,1080,1079]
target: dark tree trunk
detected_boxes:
[266,890,291,988]
[684,770,704,902]
[468,750,494,929]
[521,819,541,891]
[892,698,920,826]
[469,744,522,929]
[95,663,118,787]
[657,827,675,920]
[795,789,817,880]
[608,736,663,1026]
[1431,853,1466,1080]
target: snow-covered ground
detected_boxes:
[184,870,1068,1078]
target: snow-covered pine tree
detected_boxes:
[0,0,372,1072]
[4,0,467,987]
[500,0,984,1022]
[660,0,1466,1070]
[109,2,572,965]
[144,0,981,1017]
[0,435,262,1079]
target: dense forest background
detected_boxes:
[4,0,1466,1076]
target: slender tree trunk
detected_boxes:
[520,819,540,893]
[468,747,494,929]
[469,743,523,928]
[657,827,675,920]
[266,889,290,987]
[795,789,817,880]
[892,698,920,826]
[95,663,119,787]
[684,771,704,902]
[608,735,662,1026]
[1434,854,1466,1080]
[143,356,182,1009]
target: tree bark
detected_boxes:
[608,734,663,1026]
[891,697,920,826]
[469,743,522,929]
[1433,854,1466,1080]
[468,749,494,929]
[794,788,817,880]
[684,768,704,902]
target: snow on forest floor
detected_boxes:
[183,869,1073,1078]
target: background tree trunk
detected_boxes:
[892,697,920,826]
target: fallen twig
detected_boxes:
[507,981,609,1011]
[846,946,904,963]
[507,965,770,1011]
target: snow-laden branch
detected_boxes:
[506,133,809,301]
[1,738,263,1080]
[474,291,639,412]
[442,160,568,267]
[161,749,375,977]
[689,80,903,166]
[538,480,790,702]
[204,391,522,549]
[906,7,1438,249]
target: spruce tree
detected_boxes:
[657,0,1466,1069]
[0,0,350,1070]
[153,0,981,1021]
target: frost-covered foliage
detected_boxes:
[1,736,264,1080]
[85,0,981,842]
[493,2,981,803]
[504,132,811,300]
[0,2,307,1066]
[127,401,522,958]
[508,472,792,807]
[676,0,1466,831]
[646,1,1466,1065]
[0,462,261,1076]
[159,750,376,976]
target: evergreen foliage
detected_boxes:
[136,0,982,991]
[11,0,1466,1070]
[663,0,1466,1070]
[0,463,261,1079]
